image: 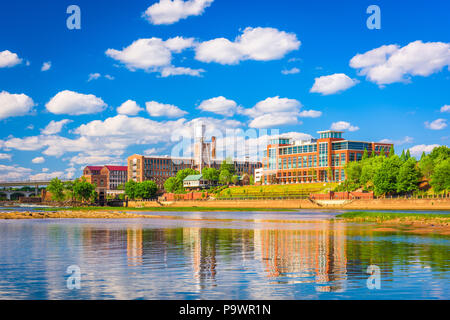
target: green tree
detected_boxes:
[176,168,199,182]
[219,169,232,185]
[397,157,421,194]
[419,155,434,179]
[135,181,158,199]
[202,167,220,182]
[389,146,395,157]
[430,159,450,193]
[164,177,178,193]
[46,178,65,202]
[405,149,411,159]
[373,156,402,196]
[231,175,239,185]
[427,146,450,163]
[362,148,369,160]
[400,150,407,162]
[73,178,96,202]
[125,180,138,200]
[63,181,75,201]
[360,162,375,187]
[220,158,236,175]
[345,161,363,186]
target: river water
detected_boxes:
[0,208,449,300]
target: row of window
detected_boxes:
[263,169,346,182]
[279,144,318,155]
[266,151,369,170]
[332,141,373,151]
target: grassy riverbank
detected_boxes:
[336,211,450,222]
[336,211,450,235]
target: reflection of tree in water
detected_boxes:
[344,230,450,276]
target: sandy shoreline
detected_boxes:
[1,210,449,236]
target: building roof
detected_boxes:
[317,130,344,133]
[183,174,203,181]
[104,166,128,171]
[86,166,103,171]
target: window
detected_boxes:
[340,153,346,166]
[319,143,328,167]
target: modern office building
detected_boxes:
[260,130,393,184]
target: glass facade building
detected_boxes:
[260,130,393,184]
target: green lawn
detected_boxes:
[336,211,450,222]
[216,183,337,198]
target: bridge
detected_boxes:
[0,180,72,200]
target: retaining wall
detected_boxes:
[127,198,450,210]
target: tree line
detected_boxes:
[47,177,98,203]
[339,146,450,196]
[164,160,249,194]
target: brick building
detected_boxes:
[83,165,128,200]
[127,154,261,189]
[100,166,128,190]
[261,130,393,184]
[83,166,107,189]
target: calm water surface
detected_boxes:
[0,209,449,300]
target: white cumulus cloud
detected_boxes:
[32,157,45,164]
[425,118,447,130]
[380,136,414,146]
[239,96,302,128]
[46,90,107,115]
[198,96,238,117]
[0,91,35,120]
[0,164,32,181]
[88,73,101,81]
[195,27,300,65]
[0,153,12,161]
[331,121,359,132]
[0,50,22,68]
[298,110,322,118]
[440,105,450,113]
[146,101,188,118]
[310,73,359,95]
[350,41,450,85]
[106,37,202,77]
[41,61,51,71]
[30,171,64,181]
[281,67,300,75]
[160,66,204,77]
[144,0,214,25]
[117,100,143,116]
[41,119,73,135]
[409,144,441,157]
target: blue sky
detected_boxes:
[0,0,449,180]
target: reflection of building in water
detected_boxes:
[185,228,217,287]
[127,227,143,266]
[255,221,347,292]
